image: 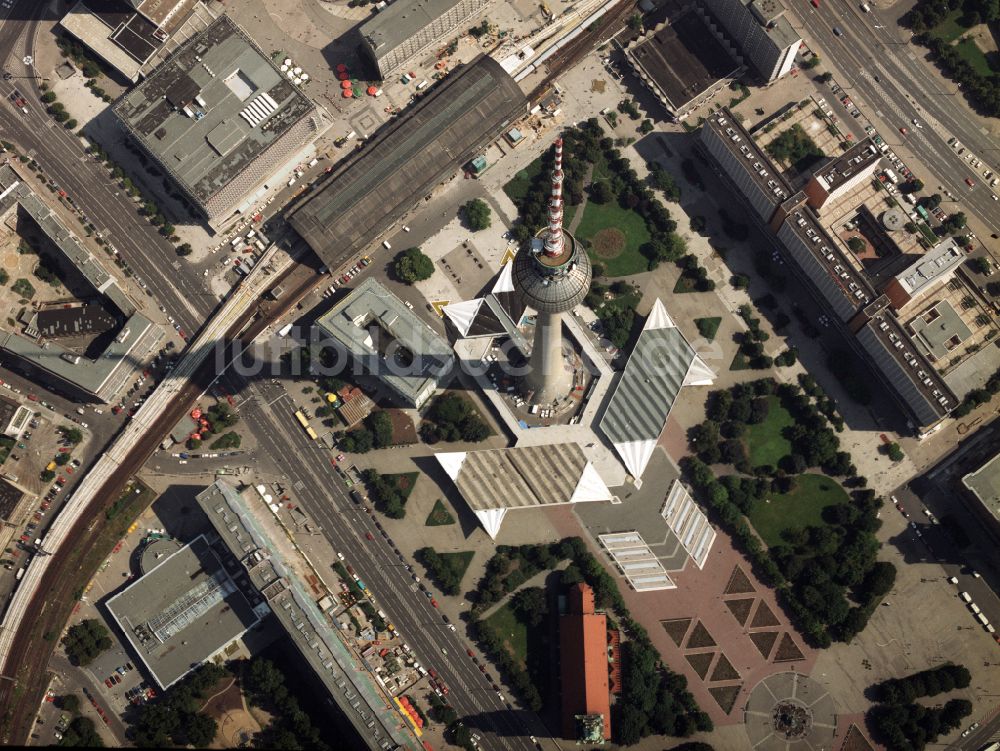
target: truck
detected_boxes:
[278,323,293,337]
[860,2,871,10]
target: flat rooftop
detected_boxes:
[286,55,525,269]
[857,314,955,424]
[0,165,158,399]
[0,477,25,522]
[704,110,791,206]
[907,299,972,362]
[780,198,874,314]
[895,238,964,297]
[196,481,409,750]
[745,0,801,48]
[359,0,473,59]
[315,278,453,405]
[812,138,880,192]
[627,10,740,111]
[113,14,316,206]
[963,451,1000,524]
[105,535,261,689]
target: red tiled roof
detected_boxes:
[560,583,611,740]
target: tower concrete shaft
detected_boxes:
[523,311,573,403]
[543,138,565,258]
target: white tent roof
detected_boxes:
[610,439,659,480]
[684,355,717,386]
[492,261,515,294]
[442,299,484,338]
[474,508,508,539]
[570,461,614,504]
[644,297,676,331]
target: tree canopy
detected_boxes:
[462,198,492,231]
[394,246,435,284]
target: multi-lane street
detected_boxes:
[225,371,545,751]
[0,0,212,333]
[796,0,1000,236]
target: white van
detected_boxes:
[960,591,972,603]
[416,80,429,91]
[382,240,392,250]
[308,158,319,167]
[971,603,981,614]
[977,612,990,627]
[860,2,871,11]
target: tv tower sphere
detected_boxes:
[512,137,591,404]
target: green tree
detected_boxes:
[60,426,83,444]
[184,713,218,747]
[41,91,57,103]
[364,410,394,449]
[970,256,991,274]
[60,694,81,714]
[58,716,104,747]
[210,431,242,450]
[62,619,112,666]
[848,236,866,252]
[394,246,434,284]
[176,243,193,257]
[885,442,904,462]
[462,198,492,231]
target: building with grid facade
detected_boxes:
[359,0,494,79]
[113,14,331,226]
[699,0,801,82]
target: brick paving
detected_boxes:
[542,503,816,726]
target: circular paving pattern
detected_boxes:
[745,672,837,750]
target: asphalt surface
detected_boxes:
[0,0,212,335]
[796,0,1000,237]
[222,370,545,751]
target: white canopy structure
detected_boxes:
[435,443,612,538]
[598,298,715,479]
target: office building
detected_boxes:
[105,535,266,689]
[700,0,801,82]
[60,0,216,82]
[359,0,493,79]
[803,139,882,210]
[315,278,454,408]
[624,8,742,122]
[0,166,161,403]
[113,15,330,226]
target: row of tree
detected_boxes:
[415,547,468,595]
[362,468,409,518]
[242,657,331,751]
[952,365,1000,417]
[912,30,1000,118]
[336,410,394,454]
[874,663,972,704]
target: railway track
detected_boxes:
[526,0,636,103]
[0,261,324,744]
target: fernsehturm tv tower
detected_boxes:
[512,137,592,404]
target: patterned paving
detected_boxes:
[744,672,838,751]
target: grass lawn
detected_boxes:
[425,499,455,527]
[0,435,14,464]
[695,317,721,342]
[932,11,971,43]
[673,273,703,294]
[743,395,794,467]
[748,473,850,547]
[384,472,419,499]
[486,602,528,666]
[953,38,997,76]
[439,551,474,583]
[504,159,544,204]
[730,351,751,371]
[575,200,651,277]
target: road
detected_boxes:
[224,372,544,751]
[0,0,212,334]
[796,0,1000,237]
